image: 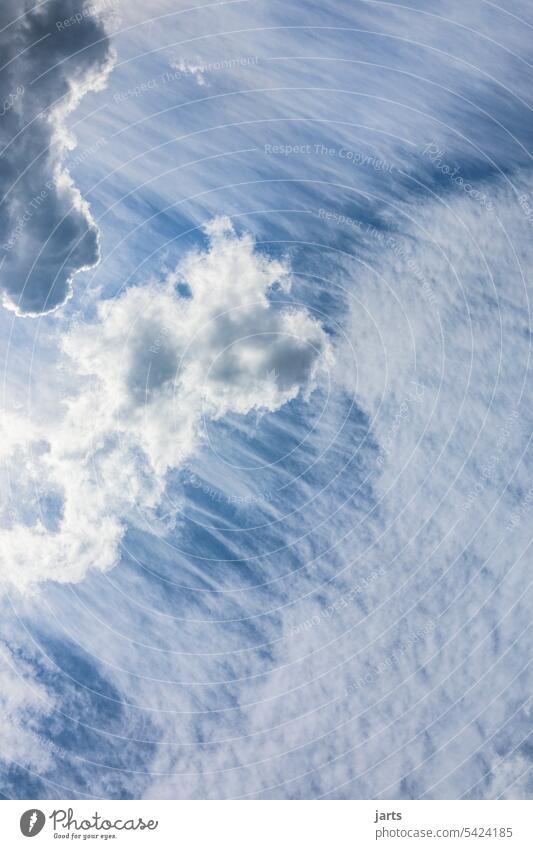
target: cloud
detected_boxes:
[0,642,56,778]
[136,175,533,801]
[0,218,332,590]
[0,0,114,316]
[2,0,533,802]
[172,59,208,87]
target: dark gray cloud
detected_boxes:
[0,0,113,315]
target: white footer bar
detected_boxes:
[2,800,531,848]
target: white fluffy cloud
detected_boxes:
[0,219,332,590]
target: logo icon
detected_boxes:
[20,810,45,837]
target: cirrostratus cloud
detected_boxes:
[0,0,114,315]
[0,218,333,590]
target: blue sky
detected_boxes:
[0,0,532,799]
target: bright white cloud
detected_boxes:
[0,218,332,591]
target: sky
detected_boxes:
[0,0,532,800]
